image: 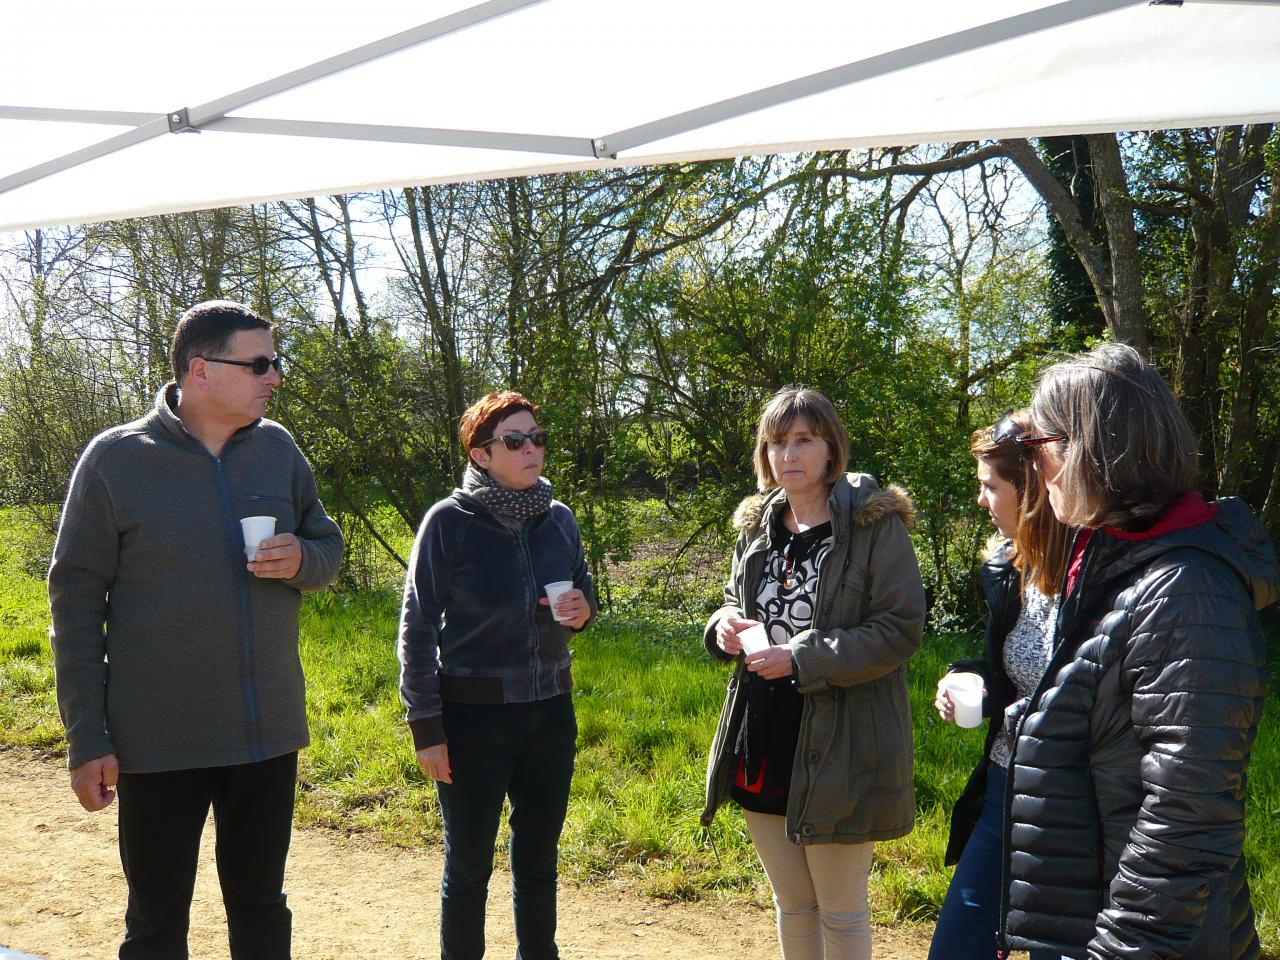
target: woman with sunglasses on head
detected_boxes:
[397,390,596,960]
[702,386,926,960]
[927,410,1071,960]
[998,343,1277,960]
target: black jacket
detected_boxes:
[1000,497,1278,960]
[397,490,596,749]
[943,540,1021,865]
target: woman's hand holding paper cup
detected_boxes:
[745,642,794,680]
[714,615,759,655]
[934,676,957,722]
[936,672,985,728]
[540,582,590,629]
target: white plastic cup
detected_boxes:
[240,515,277,561]
[737,622,771,656]
[944,672,985,729]
[544,580,574,622]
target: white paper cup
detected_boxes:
[240,515,276,561]
[737,622,770,656]
[943,672,984,728]
[544,580,574,622]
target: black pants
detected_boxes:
[115,751,297,960]
[437,694,577,960]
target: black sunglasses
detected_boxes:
[202,355,284,377]
[479,430,548,452]
[993,413,1066,449]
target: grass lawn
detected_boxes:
[2,507,1278,950]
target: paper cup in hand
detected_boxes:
[240,515,276,561]
[943,672,984,728]
[737,622,771,656]
[544,580,574,622]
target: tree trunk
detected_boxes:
[1000,138,1136,346]
[1218,125,1279,496]
[403,186,466,430]
[1086,134,1149,354]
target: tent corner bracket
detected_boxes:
[591,137,616,160]
[167,108,200,134]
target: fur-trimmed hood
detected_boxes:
[732,472,916,535]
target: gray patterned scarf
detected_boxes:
[463,463,553,530]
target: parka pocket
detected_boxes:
[866,669,912,791]
[846,689,878,778]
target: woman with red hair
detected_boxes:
[397,390,596,960]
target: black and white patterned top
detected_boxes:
[730,511,834,816]
[755,515,834,644]
[989,583,1056,769]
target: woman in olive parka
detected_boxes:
[702,386,926,960]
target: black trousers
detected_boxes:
[437,694,577,960]
[115,751,297,960]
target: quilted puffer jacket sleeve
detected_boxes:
[1088,552,1266,960]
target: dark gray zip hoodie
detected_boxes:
[48,384,343,773]
[397,488,596,749]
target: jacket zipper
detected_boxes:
[784,496,846,842]
[211,453,265,764]
[517,525,539,699]
[996,530,1094,956]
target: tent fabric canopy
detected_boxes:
[2,0,1278,232]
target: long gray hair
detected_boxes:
[1030,342,1199,530]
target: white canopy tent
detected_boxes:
[2,0,1278,233]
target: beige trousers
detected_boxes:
[743,809,874,960]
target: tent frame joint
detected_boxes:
[591,137,615,160]
[167,107,198,134]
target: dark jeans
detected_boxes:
[437,694,576,960]
[116,751,297,960]
[928,762,1057,960]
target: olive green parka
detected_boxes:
[702,472,925,845]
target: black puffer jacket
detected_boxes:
[1000,497,1278,960]
[943,540,1021,865]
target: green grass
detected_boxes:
[2,506,1278,952]
[0,510,62,752]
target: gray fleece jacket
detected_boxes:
[48,384,343,773]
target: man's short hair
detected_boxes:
[170,300,272,382]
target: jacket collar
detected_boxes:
[978,537,1018,594]
[151,382,261,452]
[1086,496,1278,612]
[1103,491,1215,541]
[731,472,916,545]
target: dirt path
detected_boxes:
[0,749,931,959]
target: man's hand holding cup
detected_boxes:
[247,533,303,579]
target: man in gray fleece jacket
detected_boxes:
[48,300,343,959]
